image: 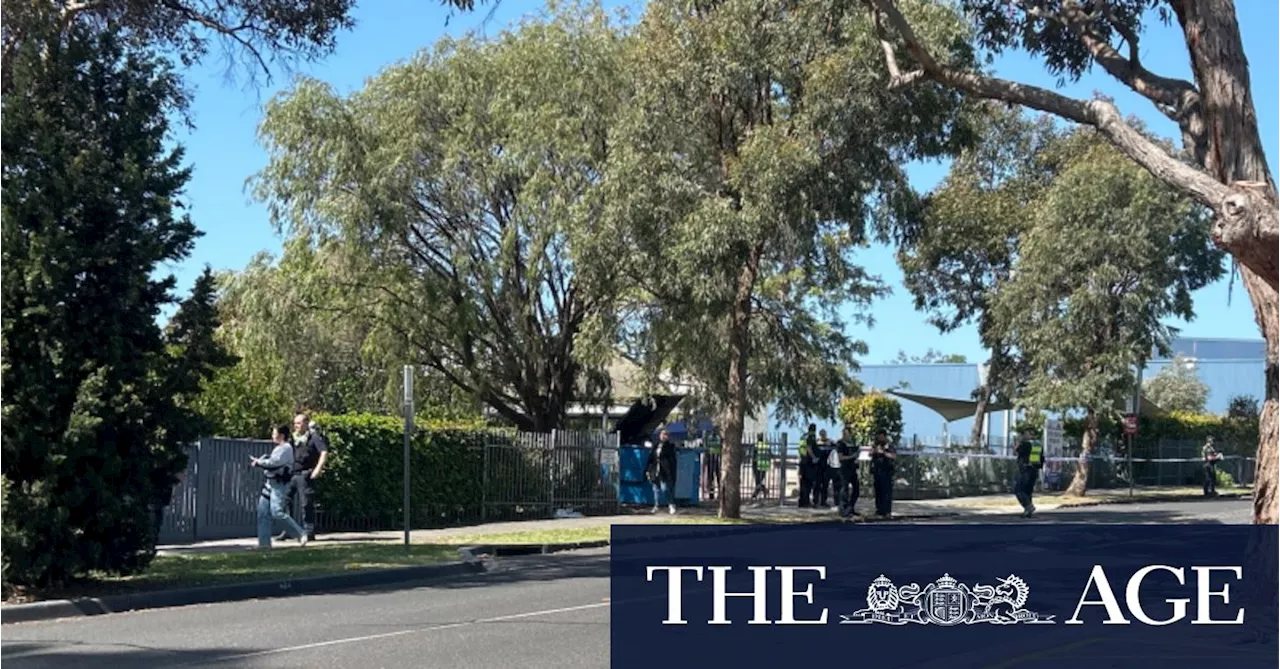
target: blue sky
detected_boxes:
[167,0,1277,391]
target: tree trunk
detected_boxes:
[969,387,989,448]
[1065,409,1099,497]
[1175,0,1278,525]
[719,244,763,519]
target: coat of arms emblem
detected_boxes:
[841,573,1055,626]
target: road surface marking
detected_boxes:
[175,600,611,666]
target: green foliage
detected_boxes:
[1226,395,1261,421]
[992,129,1225,417]
[314,414,596,528]
[605,0,975,435]
[1062,410,1260,457]
[252,3,626,431]
[1215,466,1238,489]
[838,393,905,445]
[1142,356,1210,413]
[890,349,968,364]
[898,107,1056,408]
[3,1,484,91]
[957,0,1159,83]
[1,28,232,587]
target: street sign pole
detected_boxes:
[403,365,414,548]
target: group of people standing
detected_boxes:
[250,413,330,549]
[797,424,897,518]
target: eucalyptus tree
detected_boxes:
[861,0,1277,524]
[602,0,975,517]
[253,4,627,431]
[993,130,1223,496]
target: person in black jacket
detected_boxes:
[279,413,329,540]
[798,424,818,508]
[869,429,897,517]
[647,429,679,515]
[834,427,861,518]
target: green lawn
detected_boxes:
[4,543,457,604]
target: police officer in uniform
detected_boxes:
[798,424,818,508]
[834,427,860,518]
[751,434,771,501]
[1202,435,1221,497]
[869,429,896,517]
[813,429,834,508]
[1014,428,1044,517]
[284,413,329,540]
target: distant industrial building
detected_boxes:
[847,337,1265,449]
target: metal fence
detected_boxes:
[854,438,1256,501]
[159,430,621,544]
[697,432,790,506]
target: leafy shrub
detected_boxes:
[1062,410,1259,457]
[313,414,555,529]
[838,393,904,444]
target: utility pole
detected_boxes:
[403,365,414,548]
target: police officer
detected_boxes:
[285,413,329,540]
[812,429,834,508]
[703,430,723,500]
[1202,435,1221,497]
[751,434,771,501]
[834,427,860,518]
[798,424,818,508]
[1014,428,1044,517]
[869,429,896,517]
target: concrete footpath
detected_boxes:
[155,486,1246,556]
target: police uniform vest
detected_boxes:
[1025,441,1043,467]
[707,436,722,456]
[755,442,770,472]
[294,431,322,471]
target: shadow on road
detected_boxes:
[1,640,240,669]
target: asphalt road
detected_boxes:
[1,498,1257,669]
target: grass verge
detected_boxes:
[4,543,457,604]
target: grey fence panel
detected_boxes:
[158,444,199,544]
[197,437,273,540]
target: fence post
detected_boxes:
[778,433,788,507]
[549,429,558,514]
[402,365,414,548]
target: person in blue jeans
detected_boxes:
[646,429,678,515]
[253,425,309,549]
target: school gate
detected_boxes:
[158,433,622,544]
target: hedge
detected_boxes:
[838,393,905,445]
[311,414,613,530]
[1059,411,1259,457]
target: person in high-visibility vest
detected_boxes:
[1014,428,1044,517]
[751,435,771,500]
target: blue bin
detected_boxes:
[617,446,702,507]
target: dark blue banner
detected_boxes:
[611,524,1278,668]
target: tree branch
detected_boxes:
[867,0,1227,209]
[1019,1,1206,160]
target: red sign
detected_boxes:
[1122,414,1139,435]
